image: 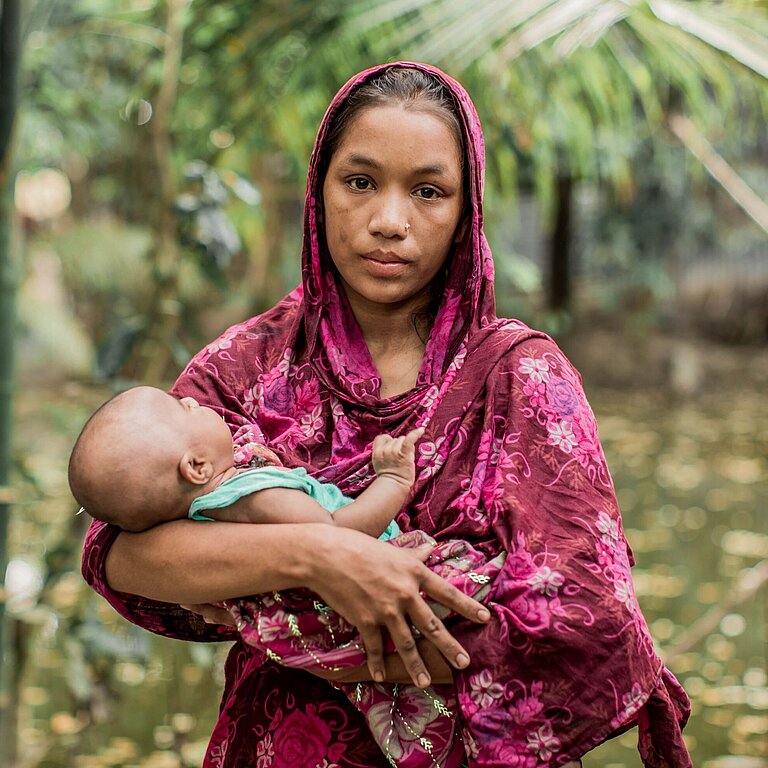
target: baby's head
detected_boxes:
[68,386,234,531]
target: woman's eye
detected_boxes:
[415,186,442,200]
[348,177,372,191]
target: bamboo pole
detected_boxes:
[0,1,21,763]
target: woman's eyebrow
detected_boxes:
[339,153,381,170]
[339,154,455,179]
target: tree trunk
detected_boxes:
[0,0,21,763]
[133,0,189,384]
[547,172,573,312]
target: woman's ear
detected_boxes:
[179,453,214,486]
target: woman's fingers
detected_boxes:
[408,601,471,671]
[360,625,386,683]
[388,615,432,688]
[420,568,492,624]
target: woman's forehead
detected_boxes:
[332,104,463,171]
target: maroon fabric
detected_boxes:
[81,61,691,767]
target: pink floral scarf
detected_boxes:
[82,62,692,768]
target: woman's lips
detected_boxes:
[361,251,409,277]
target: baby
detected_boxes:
[68,385,422,538]
[70,386,493,767]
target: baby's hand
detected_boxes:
[371,427,425,488]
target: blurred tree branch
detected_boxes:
[0,0,21,762]
[134,0,190,384]
[662,559,768,663]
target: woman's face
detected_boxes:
[322,103,464,315]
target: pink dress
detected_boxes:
[82,61,692,768]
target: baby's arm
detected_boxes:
[331,427,423,537]
[212,428,423,537]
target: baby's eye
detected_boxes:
[415,186,442,200]
[347,177,373,191]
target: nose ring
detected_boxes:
[404,223,411,232]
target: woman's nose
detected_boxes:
[368,191,409,239]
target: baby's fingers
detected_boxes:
[400,428,425,458]
[402,427,425,450]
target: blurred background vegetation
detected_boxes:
[0,1,767,766]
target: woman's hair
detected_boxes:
[319,67,469,340]
[320,66,466,181]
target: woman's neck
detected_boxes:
[347,295,431,398]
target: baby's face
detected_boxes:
[168,394,234,465]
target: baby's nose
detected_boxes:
[180,396,199,408]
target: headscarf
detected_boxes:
[82,62,691,768]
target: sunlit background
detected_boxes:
[1,1,766,767]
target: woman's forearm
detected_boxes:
[332,475,409,537]
[104,520,327,603]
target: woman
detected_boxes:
[82,63,692,767]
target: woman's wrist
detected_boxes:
[300,524,364,593]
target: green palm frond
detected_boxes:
[349,0,766,198]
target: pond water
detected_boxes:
[9,380,767,767]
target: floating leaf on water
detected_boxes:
[717,457,765,484]
[721,530,768,558]
[706,634,736,661]
[48,572,86,610]
[731,714,768,735]
[181,664,204,686]
[105,737,140,762]
[748,688,768,710]
[180,740,209,767]
[651,618,676,641]
[23,686,49,706]
[625,527,675,552]
[50,711,86,735]
[701,686,748,706]
[632,572,687,598]
[171,713,196,734]
[153,725,175,750]
[656,460,707,491]
[141,752,182,768]
[702,661,725,681]
[697,582,723,604]
[656,504,681,527]
[683,506,708,530]
[670,652,702,674]
[720,614,747,638]
[744,668,767,688]
[703,708,736,728]
[684,676,706,697]
[705,487,731,512]
[115,661,146,686]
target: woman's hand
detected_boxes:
[308,638,453,684]
[305,527,490,689]
[179,603,236,627]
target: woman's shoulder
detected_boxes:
[172,288,304,397]
[477,317,560,357]
[190,290,303,364]
[474,318,581,381]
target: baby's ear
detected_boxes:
[179,453,213,485]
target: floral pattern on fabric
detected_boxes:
[226,531,505,767]
[81,61,692,768]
